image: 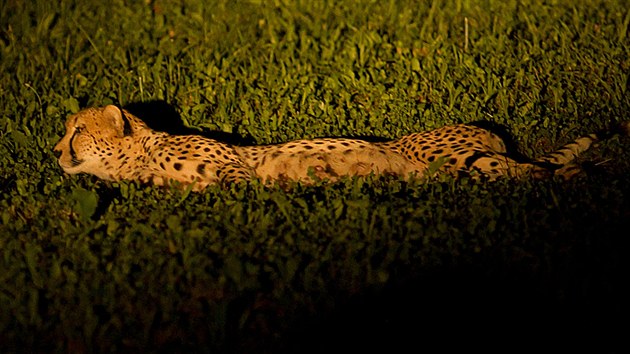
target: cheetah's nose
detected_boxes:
[53,148,62,159]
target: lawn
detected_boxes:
[1,0,629,352]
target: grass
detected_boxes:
[1,0,629,352]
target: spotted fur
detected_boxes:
[54,105,254,190]
[54,105,628,190]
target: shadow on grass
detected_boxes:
[281,265,622,354]
[124,100,255,146]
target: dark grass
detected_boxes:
[1,0,629,353]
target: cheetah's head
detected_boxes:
[53,105,149,180]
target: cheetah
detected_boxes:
[54,105,628,190]
[54,105,255,190]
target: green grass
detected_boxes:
[1,0,629,352]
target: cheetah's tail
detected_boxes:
[533,121,629,178]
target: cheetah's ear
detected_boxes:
[103,105,132,137]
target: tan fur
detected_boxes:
[54,105,254,190]
[54,105,625,190]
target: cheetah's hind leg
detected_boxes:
[217,162,256,186]
[533,121,630,180]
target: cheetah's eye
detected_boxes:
[75,125,85,133]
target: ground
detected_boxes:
[0,0,628,352]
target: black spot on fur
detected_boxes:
[464,151,488,169]
[197,164,205,175]
[174,163,182,171]
[325,164,339,177]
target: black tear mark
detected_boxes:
[68,129,82,166]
